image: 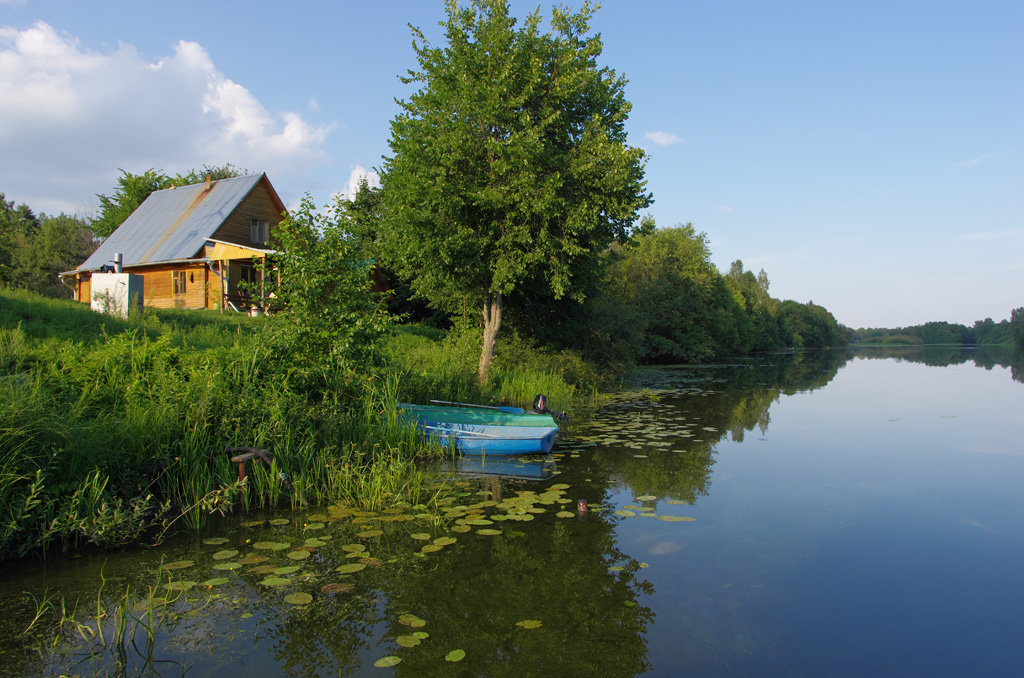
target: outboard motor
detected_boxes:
[532,394,570,421]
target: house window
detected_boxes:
[172,270,187,296]
[251,218,269,245]
[239,265,258,296]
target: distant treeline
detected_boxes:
[850,311,1024,347]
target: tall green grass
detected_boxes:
[1,289,604,559]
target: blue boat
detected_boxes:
[398,402,560,455]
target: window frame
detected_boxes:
[250,218,269,245]
[172,270,187,296]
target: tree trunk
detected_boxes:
[478,291,503,384]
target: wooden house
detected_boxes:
[61,173,286,311]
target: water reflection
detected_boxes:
[852,344,1024,383]
[3,347,1021,677]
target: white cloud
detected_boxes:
[644,131,684,146]
[0,21,333,215]
[335,165,381,202]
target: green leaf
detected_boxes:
[445,649,466,662]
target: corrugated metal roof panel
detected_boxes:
[76,173,266,272]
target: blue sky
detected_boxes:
[1,0,1020,328]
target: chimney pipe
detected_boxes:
[114,253,123,273]
[206,174,211,190]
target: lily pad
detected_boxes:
[356,530,383,538]
[304,538,327,547]
[657,515,696,522]
[258,577,291,587]
[396,635,420,648]
[202,537,229,545]
[421,544,442,553]
[342,543,366,553]
[614,510,637,517]
[201,577,230,587]
[269,518,290,526]
[516,619,543,629]
[250,565,278,574]
[374,656,401,668]
[451,525,471,533]
[412,631,429,639]
[410,532,431,540]
[163,581,197,591]
[398,613,426,627]
[321,583,355,594]
[213,549,239,560]
[274,565,301,575]
[335,562,366,574]
[433,536,457,546]
[359,557,383,566]
[556,511,575,518]
[240,520,264,527]
[160,560,194,571]
[445,649,466,663]
[303,522,325,531]
[636,495,656,501]
[476,528,502,536]
[283,592,313,605]
[286,550,311,560]
[239,555,269,565]
[212,562,242,571]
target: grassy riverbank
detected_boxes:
[0,289,600,560]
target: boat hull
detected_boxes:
[399,403,560,455]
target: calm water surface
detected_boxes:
[2,347,1021,677]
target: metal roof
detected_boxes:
[75,173,269,272]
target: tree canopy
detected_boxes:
[379,0,651,381]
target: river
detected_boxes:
[2,347,1022,676]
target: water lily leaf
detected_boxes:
[283,592,313,605]
[212,562,242,571]
[466,518,494,526]
[516,619,542,629]
[410,532,430,540]
[258,577,291,587]
[335,562,366,574]
[161,560,194,571]
[270,542,291,551]
[359,557,382,566]
[657,515,696,522]
[304,522,325,531]
[286,550,311,560]
[342,543,366,553]
[252,541,277,550]
[614,510,636,517]
[163,581,197,591]
[240,520,264,527]
[356,530,383,538]
[322,583,355,594]
[476,529,502,536]
[445,649,466,662]
[398,613,427,628]
[304,538,326,547]
[412,631,429,639]
[664,499,688,505]
[636,495,656,501]
[396,635,420,648]
[213,549,239,560]
[452,525,471,533]
[374,656,401,668]
[201,577,230,587]
[609,565,624,571]
[202,537,229,545]
[269,518,290,526]
[274,565,301,575]
[433,536,457,546]
[556,511,575,518]
[421,544,442,553]
[250,564,278,574]
[238,555,268,565]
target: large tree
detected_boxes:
[380,0,651,382]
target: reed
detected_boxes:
[1,289,605,559]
